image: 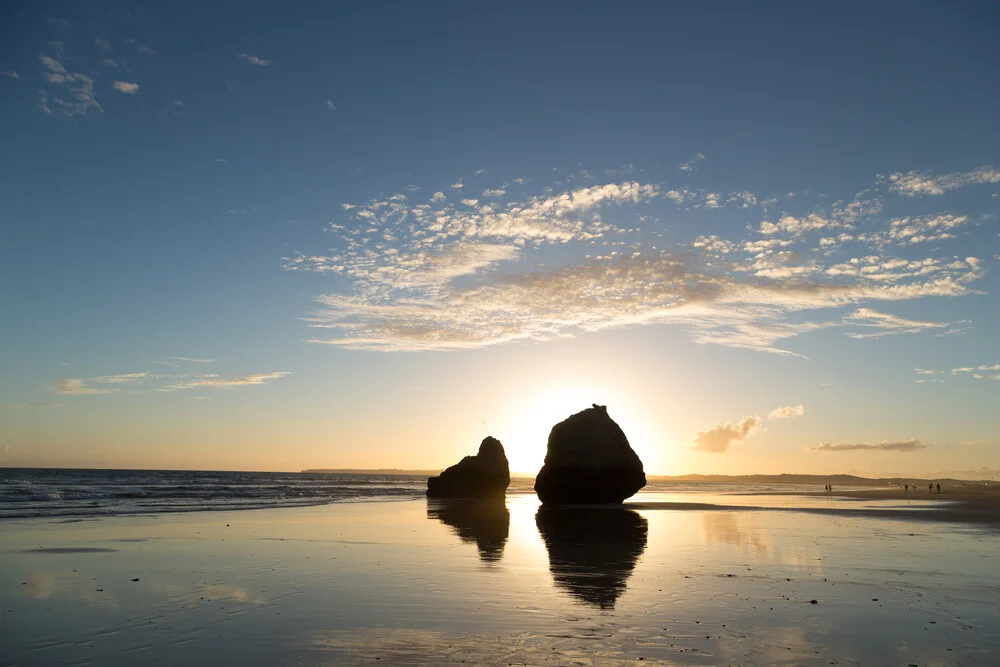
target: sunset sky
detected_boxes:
[2,2,998,478]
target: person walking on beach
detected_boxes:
[929,483,934,493]
[937,483,941,493]
[904,484,908,492]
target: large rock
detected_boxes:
[426,436,510,499]
[534,404,646,504]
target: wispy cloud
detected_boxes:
[326,100,336,111]
[950,363,1000,380]
[124,38,156,55]
[165,372,290,390]
[1,71,18,79]
[767,404,804,420]
[812,439,929,452]
[112,81,139,94]
[38,53,101,116]
[679,153,706,172]
[19,402,67,408]
[884,165,1000,197]
[57,379,118,395]
[151,356,216,368]
[238,53,271,66]
[55,369,284,395]
[693,416,760,453]
[94,37,111,51]
[843,308,965,339]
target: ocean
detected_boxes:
[0,468,433,519]
[0,468,866,520]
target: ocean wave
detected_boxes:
[0,469,428,519]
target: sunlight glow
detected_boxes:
[496,385,667,475]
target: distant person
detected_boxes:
[937,483,941,494]
[929,483,934,493]
[904,484,908,492]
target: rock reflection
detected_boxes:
[427,498,510,564]
[535,507,648,609]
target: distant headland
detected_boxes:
[301,468,444,476]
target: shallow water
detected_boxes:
[1,495,998,665]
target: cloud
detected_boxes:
[38,54,101,116]
[482,188,506,198]
[679,153,706,172]
[843,308,965,339]
[759,213,837,237]
[326,100,336,111]
[94,37,111,51]
[1,71,18,79]
[812,439,929,452]
[170,356,215,363]
[40,55,65,74]
[54,369,287,395]
[287,173,985,353]
[57,379,117,395]
[102,58,121,68]
[238,53,271,66]
[884,166,1000,197]
[693,416,760,453]
[950,363,1000,380]
[767,404,804,420]
[112,81,139,94]
[887,214,969,244]
[166,372,290,390]
[20,402,67,408]
[124,38,155,55]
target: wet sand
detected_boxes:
[2,491,1000,665]
[627,491,1000,528]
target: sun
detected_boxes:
[495,386,666,476]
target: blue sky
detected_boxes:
[1,1,999,477]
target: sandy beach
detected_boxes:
[3,487,1000,666]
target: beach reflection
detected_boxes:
[535,507,647,609]
[701,511,770,559]
[426,498,510,564]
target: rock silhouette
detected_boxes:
[427,436,510,499]
[427,498,510,564]
[534,404,646,504]
[535,507,648,609]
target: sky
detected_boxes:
[1,1,999,478]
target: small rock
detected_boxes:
[427,436,510,499]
